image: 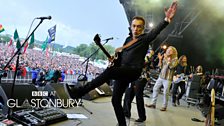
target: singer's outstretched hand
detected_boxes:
[164,1,178,23]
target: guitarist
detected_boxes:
[172,55,192,106]
[66,1,178,126]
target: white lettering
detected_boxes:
[7,99,16,108]
[7,98,82,108]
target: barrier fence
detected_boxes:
[1,71,94,84]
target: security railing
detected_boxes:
[1,71,94,84]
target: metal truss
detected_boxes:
[169,8,201,38]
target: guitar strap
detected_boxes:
[122,38,138,49]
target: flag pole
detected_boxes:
[3,19,44,70]
[2,18,47,117]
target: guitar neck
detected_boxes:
[97,43,112,59]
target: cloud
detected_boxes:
[0,0,128,48]
[53,21,94,47]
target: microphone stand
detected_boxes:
[78,38,111,114]
[77,59,93,114]
[81,38,111,65]
[3,19,45,117]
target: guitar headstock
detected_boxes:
[93,34,101,45]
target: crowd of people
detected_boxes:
[0,43,104,84]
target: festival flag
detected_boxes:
[42,37,48,51]
[0,24,5,33]
[29,33,35,46]
[48,25,56,43]
[14,29,21,49]
[23,42,29,54]
[7,38,13,47]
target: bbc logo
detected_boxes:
[32,91,48,96]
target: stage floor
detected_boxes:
[52,94,207,126]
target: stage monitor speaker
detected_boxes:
[42,83,72,108]
[63,81,99,101]
[83,89,100,100]
[0,83,42,115]
[82,83,112,100]
[99,83,112,96]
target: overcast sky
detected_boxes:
[0,0,129,48]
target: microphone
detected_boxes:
[36,16,52,20]
[103,37,113,41]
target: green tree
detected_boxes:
[89,43,99,60]
[73,44,89,57]
[0,35,11,44]
[73,43,115,61]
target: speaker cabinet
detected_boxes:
[82,83,112,100]
[99,83,112,96]
[0,83,42,115]
[42,83,72,108]
[83,89,100,100]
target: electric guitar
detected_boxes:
[173,72,204,84]
[173,73,191,84]
[93,34,121,67]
